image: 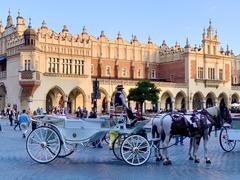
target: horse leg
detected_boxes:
[203,130,211,164]
[162,135,171,165]
[154,141,162,161]
[193,137,201,163]
[188,137,194,160]
[152,125,162,161]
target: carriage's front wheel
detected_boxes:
[219,127,236,152]
[121,134,151,166]
[26,126,61,163]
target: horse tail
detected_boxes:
[152,125,160,145]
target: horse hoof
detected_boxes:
[189,157,194,160]
[156,157,161,162]
[163,161,169,165]
[194,159,200,163]
[206,160,211,164]
[163,160,172,165]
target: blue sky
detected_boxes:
[1,0,240,54]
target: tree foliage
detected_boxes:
[127,80,160,114]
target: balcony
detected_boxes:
[195,78,224,88]
[0,71,6,79]
[19,71,41,96]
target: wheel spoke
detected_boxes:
[138,145,149,150]
[126,152,134,160]
[34,131,43,142]
[136,154,141,164]
[46,131,54,142]
[138,152,147,159]
[131,154,136,164]
[122,149,132,155]
[30,136,42,144]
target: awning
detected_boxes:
[0,56,6,62]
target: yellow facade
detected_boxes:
[0,13,238,113]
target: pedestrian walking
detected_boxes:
[18,109,30,138]
[13,111,21,131]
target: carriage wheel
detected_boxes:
[26,126,61,163]
[58,142,75,158]
[113,134,128,160]
[120,134,151,166]
[219,127,236,152]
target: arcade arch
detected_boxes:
[175,91,187,110]
[46,86,65,113]
[206,92,216,108]
[192,92,204,110]
[231,93,239,104]
[161,91,174,111]
[68,87,86,113]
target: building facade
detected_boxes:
[0,12,239,113]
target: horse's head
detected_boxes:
[202,106,223,129]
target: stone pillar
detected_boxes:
[172,99,175,110]
[63,95,68,108]
[131,66,135,79]
[202,100,206,109]
[115,65,119,78]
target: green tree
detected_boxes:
[127,80,160,115]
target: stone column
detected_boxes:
[63,95,68,108]
[202,100,206,109]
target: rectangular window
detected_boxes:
[219,69,223,80]
[106,66,111,76]
[122,68,127,77]
[151,69,156,79]
[208,68,215,80]
[91,64,94,75]
[25,60,31,70]
[198,67,204,79]
[137,69,141,78]
[81,60,84,75]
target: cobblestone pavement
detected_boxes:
[1,119,240,180]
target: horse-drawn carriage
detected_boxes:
[26,114,152,166]
[219,103,240,152]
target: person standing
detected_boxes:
[18,109,30,138]
[8,109,14,126]
[109,85,127,150]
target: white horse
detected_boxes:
[152,106,224,165]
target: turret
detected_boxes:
[16,10,25,34]
[62,25,68,36]
[0,20,4,33]
[23,18,36,46]
[5,9,14,29]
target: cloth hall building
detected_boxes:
[0,12,239,113]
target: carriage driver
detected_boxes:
[109,85,127,150]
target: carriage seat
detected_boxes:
[64,119,102,129]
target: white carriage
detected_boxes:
[219,103,240,152]
[26,114,151,166]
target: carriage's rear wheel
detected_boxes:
[26,126,61,163]
[58,142,75,158]
[219,127,236,152]
[113,134,128,160]
[120,134,151,166]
